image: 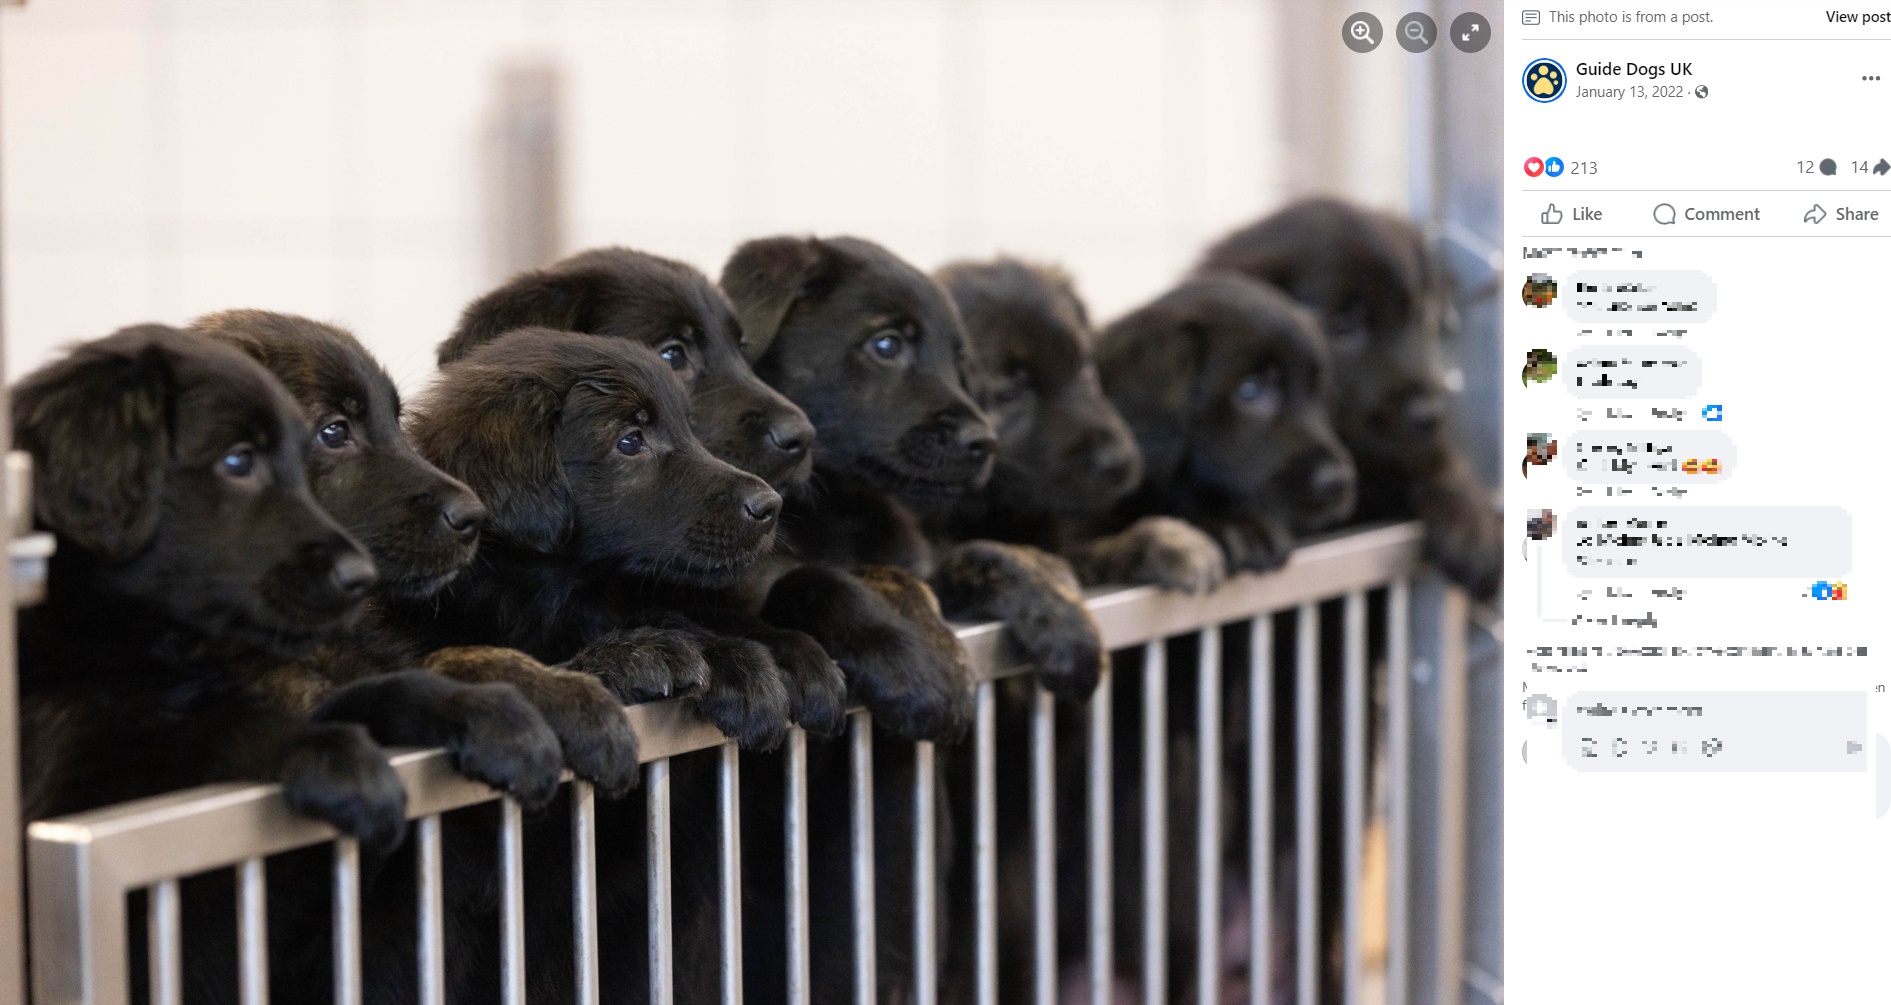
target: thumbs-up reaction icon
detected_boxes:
[1541,204,1563,225]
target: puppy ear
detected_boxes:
[440,269,608,365]
[11,328,176,560]
[409,366,571,552]
[1095,306,1201,485]
[720,236,826,363]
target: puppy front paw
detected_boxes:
[1209,514,1296,573]
[752,626,849,737]
[1075,516,1227,594]
[761,565,973,742]
[440,683,565,811]
[690,631,793,752]
[281,722,408,855]
[420,647,640,799]
[1421,501,1502,601]
[563,627,712,704]
[932,541,1107,703]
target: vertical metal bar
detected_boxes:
[1247,617,1272,1005]
[719,743,744,1005]
[1432,583,1470,1005]
[238,857,268,1005]
[418,815,446,1005]
[500,797,526,1005]
[913,739,937,1005]
[974,682,998,1005]
[1087,665,1113,1005]
[572,781,600,1005]
[1140,639,1167,1005]
[850,710,877,1005]
[28,828,132,1005]
[1385,580,1411,1005]
[785,728,811,1005]
[1195,627,1222,1005]
[148,879,180,1005]
[1031,685,1056,1005]
[1294,604,1318,1005]
[334,838,362,1005]
[648,758,675,1005]
[1342,591,1367,1005]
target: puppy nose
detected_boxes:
[766,415,814,458]
[439,494,486,543]
[1309,459,1354,508]
[329,551,378,600]
[1402,394,1445,440]
[952,415,997,462]
[742,488,782,524]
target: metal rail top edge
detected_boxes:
[25,522,1423,878]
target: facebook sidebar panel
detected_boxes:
[1506,2,1891,1001]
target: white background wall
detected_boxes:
[2,0,1411,392]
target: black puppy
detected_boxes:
[935,256,1227,594]
[13,324,414,837]
[1198,198,1501,598]
[1096,272,1356,571]
[724,235,1106,707]
[192,309,638,795]
[438,248,847,735]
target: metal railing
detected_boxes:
[25,520,1468,1005]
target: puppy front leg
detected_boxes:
[760,564,973,742]
[561,617,793,753]
[310,670,563,811]
[681,610,849,738]
[930,541,1107,702]
[421,646,641,798]
[279,721,408,855]
[1195,511,1297,573]
[1410,459,1502,600]
[1066,515,1227,594]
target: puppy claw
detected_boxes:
[281,722,409,856]
[563,627,712,705]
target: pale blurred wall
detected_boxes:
[1,0,1413,391]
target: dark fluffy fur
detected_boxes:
[1096,272,1356,571]
[439,247,847,736]
[936,256,1228,595]
[1198,197,1501,598]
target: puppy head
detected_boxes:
[440,248,817,492]
[1097,274,1355,533]
[936,257,1141,517]
[192,310,485,601]
[411,329,781,586]
[12,324,375,652]
[721,236,997,502]
[1198,198,1452,473]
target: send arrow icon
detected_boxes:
[1805,204,1827,223]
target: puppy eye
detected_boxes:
[657,342,689,371]
[992,366,1031,404]
[617,431,647,456]
[316,420,352,449]
[867,330,905,361]
[1233,374,1283,417]
[218,446,256,479]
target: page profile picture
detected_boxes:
[1523,58,1566,102]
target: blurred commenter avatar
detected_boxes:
[1522,348,1557,386]
[1526,508,1556,542]
[1523,433,1557,477]
[1522,272,1557,308]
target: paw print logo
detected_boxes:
[1523,58,1566,102]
